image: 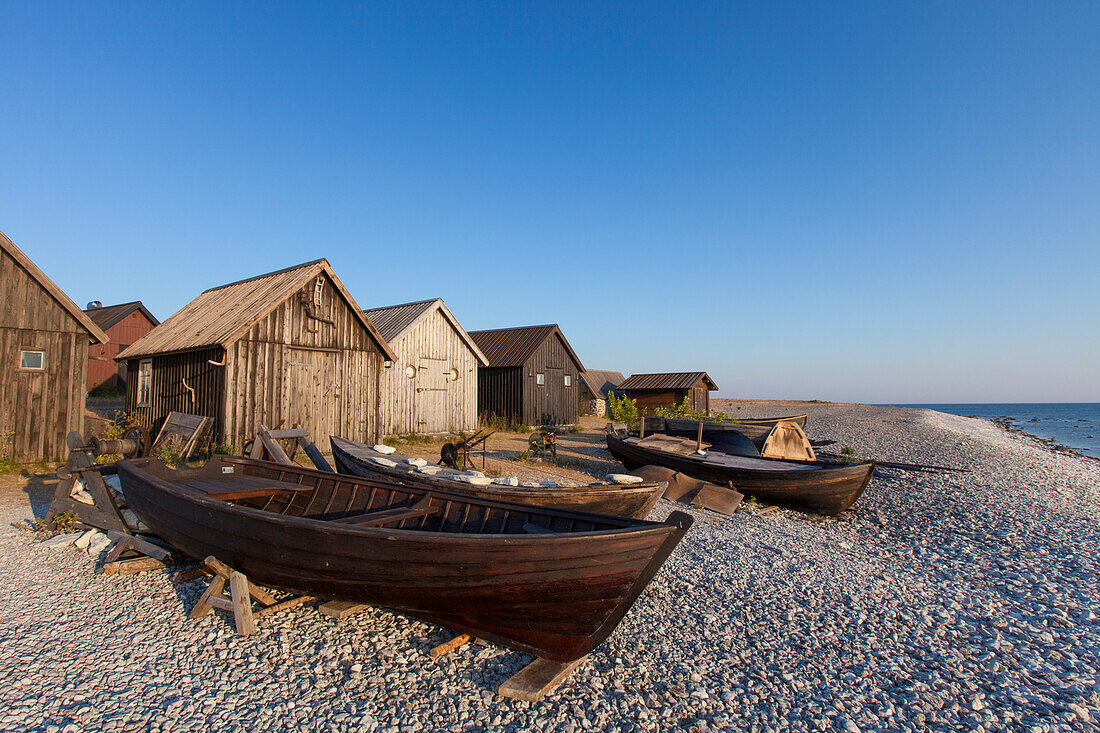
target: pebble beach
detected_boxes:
[1,403,1098,733]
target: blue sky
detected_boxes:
[2,2,1097,403]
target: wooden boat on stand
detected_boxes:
[662,416,816,461]
[115,454,692,664]
[330,435,665,519]
[605,427,872,516]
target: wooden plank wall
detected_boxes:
[220,274,384,449]
[520,332,581,426]
[477,366,523,425]
[87,310,157,390]
[0,248,90,461]
[380,309,479,435]
[125,347,223,442]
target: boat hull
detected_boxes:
[117,456,691,662]
[606,432,871,515]
[331,435,664,519]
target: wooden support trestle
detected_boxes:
[97,530,183,576]
[188,555,315,635]
[498,655,589,702]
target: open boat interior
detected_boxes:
[623,434,818,471]
[133,455,647,536]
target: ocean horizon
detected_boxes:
[892,402,1100,459]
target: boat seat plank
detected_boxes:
[522,522,554,534]
[332,497,441,526]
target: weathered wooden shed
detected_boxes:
[469,324,585,427]
[117,259,396,449]
[578,370,625,417]
[618,372,718,416]
[0,230,109,461]
[362,298,487,435]
[83,301,159,392]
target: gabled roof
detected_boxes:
[362,298,488,366]
[0,230,108,343]
[580,370,625,398]
[117,259,397,361]
[619,372,718,391]
[83,301,159,331]
[468,324,584,371]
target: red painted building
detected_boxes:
[83,301,159,391]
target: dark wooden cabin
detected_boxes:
[117,259,396,450]
[618,372,718,416]
[579,370,625,417]
[0,230,109,461]
[83,301,159,392]
[469,324,585,427]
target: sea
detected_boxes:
[895,403,1100,459]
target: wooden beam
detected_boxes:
[429,634,471,661]
[318,600,370,620]
[498,656,588,702]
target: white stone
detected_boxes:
[372,444,397,455]
[41,532,81,550]
[464,470,485,477]
[404,457,427,467]
[371,457,398,468]
[73,530,98,550]
[415,465,440,475]
[492,477,519,486]
[607,473,644,484]
[71,489,95,505]
[87,535,113,555]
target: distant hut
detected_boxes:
[362,298,487,435]
[618,372,718,416]
[83,301,159,392]
[578,370,625,417]
[469,325,585,427]
[117,259,396,449]
[0,230,108,461]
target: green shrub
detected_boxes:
[607,392,639,427]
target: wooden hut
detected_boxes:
[362,298,487,435]
[579,370,625,417]
[83,301,159,392]
[618,372,718,416]
[0,230,108,462]
[469,324,585,427]
[117,259,396,449]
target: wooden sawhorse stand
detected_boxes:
[189,556,315,635]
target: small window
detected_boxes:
[447,367,459,382]
[19,351,44,370]
[405,365,417,379]
[536,372,545,385]
[564,374,572,387]
[137,360,152,407]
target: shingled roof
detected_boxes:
[362,298,487,365]
[580,370,625,398]
[0,230,108,343]
[619,372,718,391]
[468,324,584,371]
[117,259,396,361]
[83,301,159,331]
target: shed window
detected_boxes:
[564,374,572,387]
[536,372,545,386]
[19,351,44,370]
[447,367,459,382]
[137,360,152,407]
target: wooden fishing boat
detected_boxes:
[116,454,692,663]
[606,430,872,515]
[664,413,806,447]
[330,435,664,519]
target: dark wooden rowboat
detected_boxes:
[330,435,664,519]
[606,430,872,516]
[116,454,692,663]
[664,413,807,448]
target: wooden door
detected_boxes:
[544,367,563,425]
[415,357,447,433]
[287,348,337,440]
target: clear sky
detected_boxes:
[2,2,1097,403]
